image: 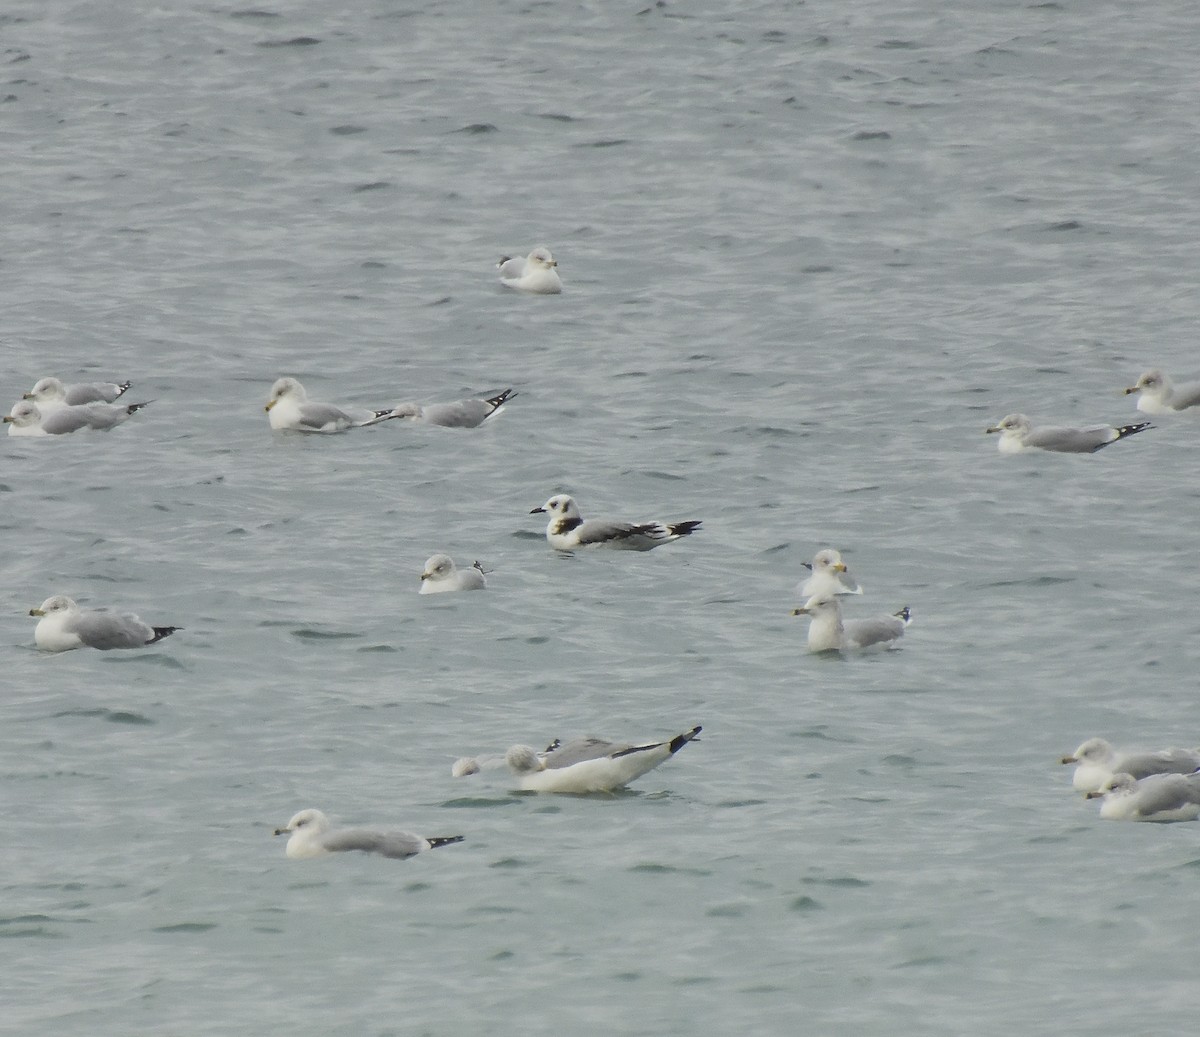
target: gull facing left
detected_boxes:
[531,494,701,552]
[273,808,464,860]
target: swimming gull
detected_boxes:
[389,388,515,428]
[29,595,180,652]
[264,377,399,433]
[5,399,150,436]
[24,376,131,409]
[531,494,701,552]
[798,548,862,599]
[420,554,488,594]
[791,595,910,653]
[985,413,1151,453]
[273,808,464,860]
[497,246,562,294]
[493,725,701,793]
[1060,737,1200,794]
[1123,369,1200,414]
[1085,772,1200,822]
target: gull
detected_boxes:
[24,376,131,410]
[273,808,464,860]
[5,399,150,437]
[985,413,1151,453]
[264,377,399,433]
[389,388,515,428]
[531,495,701,552]
[1059,737,1200,794]
[499,726,702,793]
[791,595,910,653]
[1085,772,1200,822]
[1123,369,1200,414]
[497,246,562,294]
[29,595,180,652]
[798,548,862,599]
[420,555,488,594]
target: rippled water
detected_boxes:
[6,1,1200,1034]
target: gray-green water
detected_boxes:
[5,1,1200,1034]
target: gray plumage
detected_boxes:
[986,413,1151,453]
[391,389,515,428]
[39,401,150,435]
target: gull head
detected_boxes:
[1124,369,1164,396]
[1085,772,1137,800]
[5,401,43,428]
[421,554,455,584]
[986,413,1031,436]
[528,246,557,269]
[530,493,578,517]
[505,744,545,775]
[29,595,78,618]
[1060,737,1115,766]
[389,402,423,420]
[791,595,839,618]
[810,548,847,574]
[274,807,330,837]
[451,757,481,777]
[266,377,305,412]
[24,377,67,403]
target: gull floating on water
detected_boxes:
[24,376,131,409]
[985,413,1151,453]
[454,726,702,793]
[29,595,180,652]
[389,388,515,428]
[1085,772,1200,822]
[791,595,910,653]
[531,494,701,552]
[420,554,488,594]
[5,399,150,436]
[498,246,562,294]
[273,808,464,860]
[1060,737,1200,794]
[1123,369,1200,414]
[264,377,399,433]
[798,548,862,599]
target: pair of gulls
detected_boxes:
[6,376,149,437]
[789,549,911,653]
[418,496,703,593]
[274,724,701,861]
[265,377,515,433]
[1061,737,1200,822]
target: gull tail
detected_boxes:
[1114,421,1152,442]
[667,520,702,539]
[427,835,465,850]
[147,626,181,644]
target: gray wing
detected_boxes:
[322,828,427,859]
[295,402,355,431]
[843,616,905,648]
[1173,382,1200,408]
[575,519,664,546]
[420,400,490,428]
[75,403,135,430]
[1133,775,1200,815]
[1120,749,1200,779]
[68,610,155,649]
[498,256,526,279]
[38,408,93,434]
[1025,425,1113,453]
[543,737,627,769]
[65,382,125,405]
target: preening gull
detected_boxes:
[1060,737,1200,794]
[273,808,464,860]
[1123,369,1200,414]
[24,376,131,409]
[498,246,562,294]
[798,548,862,599]
[29,595,179,652]
[791,595,910,653]
[389,388,515,428]
[985,413,1151,453]
[495,726,702,793]
[264,377,399,433]
[1085,772,1200,822]
[531,494,701,552]
[420,555,488,594]
[5,399,150,436]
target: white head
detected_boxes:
[986,414,1032,437]
[274,808,330,837]
[421,554,457,584]
[791,595,841,619]
[1061,737,1116,767]
[451,757,481,777]
[810,549,847,574]
[24,377,67,403]
[530,494,579,519]
[1126,369,1166,396]
[390,402,423,420]
[1086,772,1137,800]
[505,744,545,775]
[527,246,557,270]
[266,377,306,412]
[29,595,78,618]
[4,400,43,428]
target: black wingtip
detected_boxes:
[486,388,517,410]
[115,381,132,396]
[669,520,702,538]
[893,606,911,623]
[427,835,465,850]
[147,626,180,644]
[1115,421,1152,440]
[669,725,702,754]
[126,400,154,414]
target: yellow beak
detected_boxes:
[29,608,46,616]
[264,401,276,412]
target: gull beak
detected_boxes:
[420,572,430,581]
[29,608,45,616]
[2,416,13,424]
[1059,755,1076,765]
[985,425,1001,434]
[530,506,546,514]
[1123,386,1138,395]
[21,392,34,400]
[550,260,557,267]
[1084,791,1103,800]
[833,562,847,573]
[791,607,810,616]
[264,401,276,412]
[273,826,289,836]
